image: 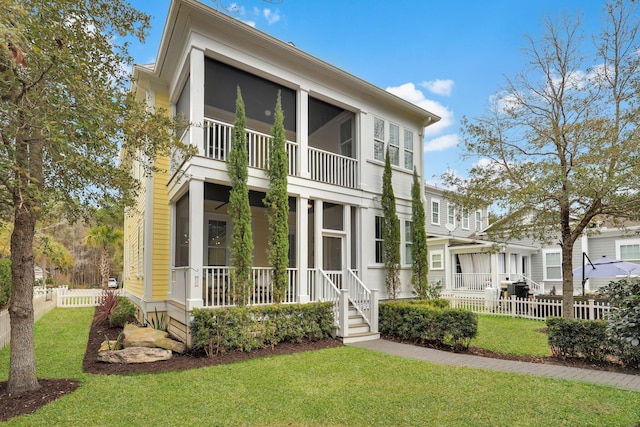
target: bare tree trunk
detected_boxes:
[7,131,43,395]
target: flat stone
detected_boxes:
[155,337,187,354]
[99,340,122,352]
[97,347,172,364]
[122,324,168,348]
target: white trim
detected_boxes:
[542,248,562,281]
[431,199,440,225]
[616,238,640,263]
[461,208,469,230]
[430,249,444,270]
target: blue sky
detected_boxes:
[127,0,606,185]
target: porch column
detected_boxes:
[297,196,309,303]
[298,88,310,179]
[187,178,204,311]
[344,204,351,273]
[491,253,500,289]
[314,199,323,273]
[444,244,452,290]
[190,47,205,156]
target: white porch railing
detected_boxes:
[203,118,298,176]
[201,266,298,308]
[308,147,357,189]
[497,273,543,294]
[345,269,378,332]
[444,294,612,321]
[454,273,492,291]
[311,269,342,328]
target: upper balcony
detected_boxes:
[171,58,359,190]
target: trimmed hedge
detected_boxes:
[191,302,335,357]
[108,297,138,328]
[380,300,477,350]
[546,317,608,363]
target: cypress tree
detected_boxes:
[264,91,289,303]
[411,167,429,299]
[227,86,254,305]
[381,148,401,299]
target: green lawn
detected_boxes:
[471,315,551,357]
[1,308,639,426]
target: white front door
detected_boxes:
[204,214,230,266]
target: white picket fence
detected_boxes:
[1,288,107,351]
[443,294,613,321]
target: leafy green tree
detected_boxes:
[227,87,254,305]
[443,0,640,318]
[0,258,10,309]
[84,226,123,289]
[0,0,191,395]
[382,148,401,299]
[264,92,289,303]
[410,168,429,299]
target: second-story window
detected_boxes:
[431,199,440,225]
[447,204,455,227]
[389,123,400,166]
[462,208,470,230]
[475,210,483,231]
[374,117,385,161]
[404,129,414,170]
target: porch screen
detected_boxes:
[174,193,189,267]
[458,253,491,287]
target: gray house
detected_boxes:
[424,184,640,296]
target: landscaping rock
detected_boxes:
[121,324,168,348]
[97,347,172,364]
[155,337,187,354]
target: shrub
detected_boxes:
[546,317,608,363]
[190,302,334,357]
[601,278,640,368]
[0,258,11,309]
[380,301,478,350]
[108,297,137,328]
[93,290,120,325]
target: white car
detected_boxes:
[108,278,118,289]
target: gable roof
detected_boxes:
[134,0,440,128]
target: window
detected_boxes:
[431,200,440,225]
[207,219,228,266]
[617,239,640,263]
[405,221,413,264]
[374,117,385,161]
[447,204,455,227]
[462,208,469,230]
[389,123,400,166]
[430,250,444,270]
[375,216,384,263]
[340,118,353,158]
[404,129,414,170]
[544,250,562,280]
[475,210,483,231]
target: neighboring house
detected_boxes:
[123,0,439,344]
[424,183,640,296]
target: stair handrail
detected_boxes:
[346,269,372,325]
[520,274,543,294]
[316,269,342,328]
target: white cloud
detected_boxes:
[420,79,454,96]
[424,134,459,152]
[386,82,454,137]
[242,20,257,27]
[263,8,281,25]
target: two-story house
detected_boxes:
[123,0,439,344]
[424,184,640,296]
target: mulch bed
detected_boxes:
[0,315,342,422]
[2,315,639,422]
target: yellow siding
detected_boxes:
[151,91,171,301]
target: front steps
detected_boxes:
[341,302,379,344]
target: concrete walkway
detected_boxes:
[348,339,640,392]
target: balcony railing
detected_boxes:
[308,146,357,189]
[203,118,298,176]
